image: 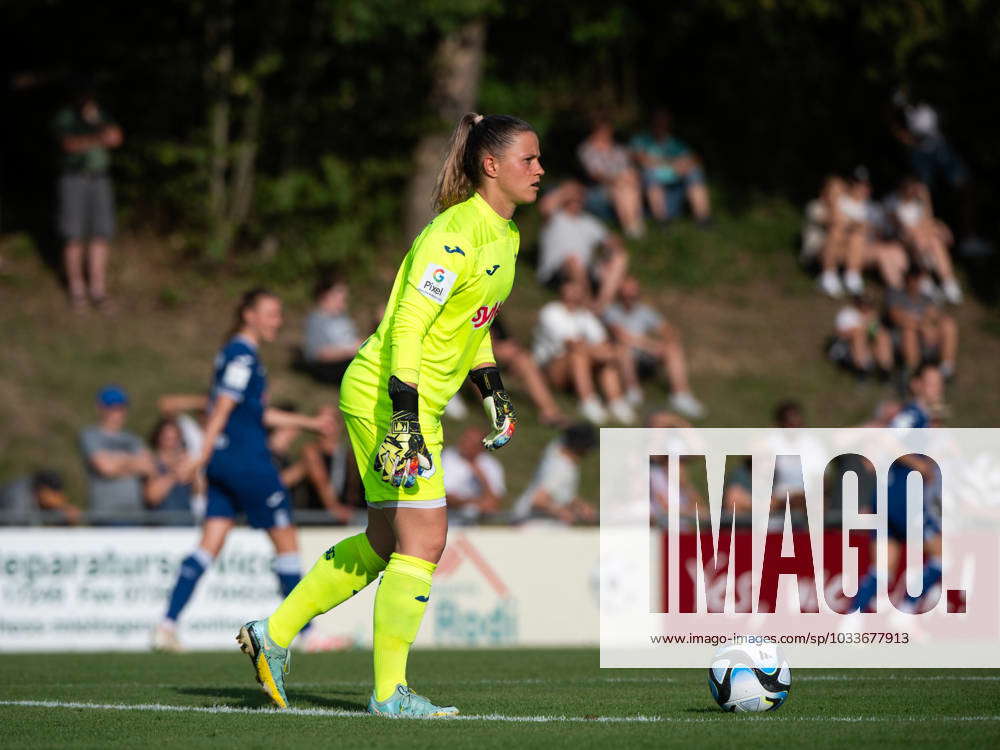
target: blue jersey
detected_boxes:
[209,336,269,463]
[890,401,930,430]
[885,399,939,539]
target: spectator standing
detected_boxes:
[537,180,629,312]
[442,426,506,525]
[511,423,598,525]
[533,279,636,424]
[79,385,156,524]
[630,108,712,225]
[0,470,80,526]
[156,393,209,519]
[144,418,197,525]
[302,275,363,386]
[603,275,706,419]
[577,119,645,237]
[53,79,123,312]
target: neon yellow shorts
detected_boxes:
[342,411,447,506]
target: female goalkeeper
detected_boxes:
[238,113,543,717]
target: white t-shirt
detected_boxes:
[537,210,607,282]
[603,302,663,338]
[532,301,607,365]
[442,446,506,523]
[512,440,579,522]
[904,102,940,140]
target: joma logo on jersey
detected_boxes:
[472,301,501,329]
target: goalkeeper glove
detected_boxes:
[471,365,517,451]
[374,376,435,488]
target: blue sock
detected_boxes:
[165,548,213,622]
[274,553,310,633]
[853,565,878,612]
[904,557,943,607]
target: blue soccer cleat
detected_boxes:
[368,684,459,718]
[236,619,290,709]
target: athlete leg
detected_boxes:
[265,509,390,648]
[854,536,901,613]
[164,517,233,624]
[87,237,110,302]
[267,524,304,599]
[372,505,447,701]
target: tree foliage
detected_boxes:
[3,0,998,271]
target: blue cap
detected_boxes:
[97,385,129,407]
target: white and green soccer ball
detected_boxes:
[708,639,791,712]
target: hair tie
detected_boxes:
[473,114,484,125]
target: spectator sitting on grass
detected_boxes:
[299,406,355,523]
[885,176,962,304]
[442,426,506,526]
[887,267,958,381]
[828,294,893,381]
[0,470,81,526]
[144,417,197,525]
[603,275,706,419]
[817,167,908,298]
[630,107,712,225]
[577,117,645,237]
[79,385,156,525]
[489,316,567,427]
[646,410,698,530]
[537,180,629,312]
[511,423,598,525]
[533,278,637,424]
[302,274,363,386]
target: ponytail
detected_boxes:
[432,112,535,213]
[225,287,275,343]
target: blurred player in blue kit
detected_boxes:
[853,364,944,613]
[153,289,334,651]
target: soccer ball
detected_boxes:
[708,639,791,712]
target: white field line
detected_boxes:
[2,700,1000,724]
[29,675,1000,690]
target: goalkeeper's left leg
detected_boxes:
[266,531,388,647]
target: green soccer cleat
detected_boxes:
[368,684,459,718]
[236,619,290,709]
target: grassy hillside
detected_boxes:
[2,200,999,510]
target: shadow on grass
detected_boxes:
[684,707,723,714]
[174,686,364,712]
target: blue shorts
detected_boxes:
[205,463,292,529]
[882,473,941,542]
[643,167,706,220]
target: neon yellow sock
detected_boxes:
[267,533,387,648]
[372,553,436,702]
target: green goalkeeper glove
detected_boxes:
[374,377,434,488]
[471,366,517,451]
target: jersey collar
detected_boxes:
[471,191,514,230]
[234,334,258,351]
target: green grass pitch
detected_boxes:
[1,650,998,748]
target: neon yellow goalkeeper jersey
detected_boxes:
[340,191,519,423]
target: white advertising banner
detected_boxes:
[0,526,598,651]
